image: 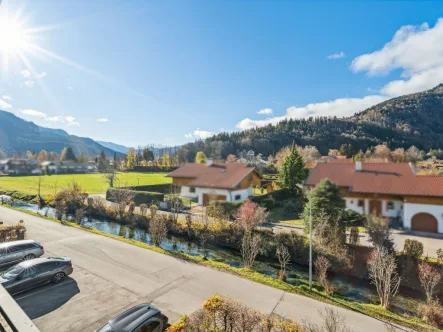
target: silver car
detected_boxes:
[0,257,73,294]
[0,240,44,268]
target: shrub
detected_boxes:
[436,248,443,264]
[314,256,334,295]
[366,215,395,253]
[418,262,442,301]
[283,198,303,214]
[106,188,164,206]
[206,200,242,219]
[419,299,443,328]
[403,239,424,259]
[0,223,26,242]
[250,188,291,204]
[342,209,365,227]
[149,215,167,246]
[261,196,276,210]
[348,227,360,246]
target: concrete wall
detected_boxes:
[180,186,253,205]
[344,198,364,214]
[404,202,443,233]
[344,197,403,218]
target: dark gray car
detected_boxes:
[98,304,168,332]
[0,240,44,268]
[0,257,73,294]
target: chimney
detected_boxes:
[355,161,362,172]
[207,159,213,167]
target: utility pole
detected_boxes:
[309,196,312,290]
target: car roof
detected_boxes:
[18,257,66,268]
[109,304,160,332]
[0,240,36,248]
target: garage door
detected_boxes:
[202,194,226,206]
[411,213,438,233]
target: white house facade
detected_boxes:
[167,161,261,206]
[306,161,443,234]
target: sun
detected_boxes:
[0,16,28,56]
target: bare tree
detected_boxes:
[170,196,183,223]
[367,246,401,308]
[103,171,118,188]
[149,215,167,246]
[33,175,45,210]
[348,227,360,246]
[276,245,291,281]
[196,223,213,259]
[110,189,135,219]
[418,262,442,302]
[315,256,334,295]
[140,204,148,216]
[304,307,352,332]
[236,200,268,230]
[241,231,261,269]
[150,204,158,219]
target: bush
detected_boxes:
[106,188,164,206]
[342,209,365,227]
[403,239,424,259]
[261,196,276,210]
[206,200,242,219]
[419,299,443,328]
[0,223,26,242]
[283,198,303,214]
[250,188,291,204]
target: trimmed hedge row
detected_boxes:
[250,188,291,203]
[106,188,164,206]
[131,166,177,173]
[120,184,174,194]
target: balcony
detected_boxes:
[0,285,40,332]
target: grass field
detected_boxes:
[0,172,171,196]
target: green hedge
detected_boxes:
[106,188,164,206]
[250,188,291,203]
[0,190,38,202]
[120,184,173,194]
[206,200,243,219]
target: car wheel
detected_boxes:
[23,254,36,261]
[52,272,65,284]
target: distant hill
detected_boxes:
[0,111,123,157]
[177,84,443,159]
[97,141,129,154]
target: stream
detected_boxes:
[13,201,425,315]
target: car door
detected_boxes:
[0,245,22,267]
[133,318,163,332]
[33,261,60,285]
[11,265,41,293]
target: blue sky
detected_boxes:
[1,0,443,147]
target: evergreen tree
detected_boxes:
[98,150,108,172]
[304,179,346,230]
[60,147,76,161]
[279,143,308,195]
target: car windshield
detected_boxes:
[1,265,24,280]
[98,324,114,332]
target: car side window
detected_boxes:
[134,321,160,332]
[38,262,59,272]
[22,266,40,278]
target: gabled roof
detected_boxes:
[167,162,260,189]
[305,162,443,197]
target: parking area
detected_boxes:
[11,266,141,332]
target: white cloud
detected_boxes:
[327,51,345,60]
[0,98,12,109]
[236,95,387,130]
[23,80,35,87]
[21,109,47,118]
[237,18,443,131]
[20,70,32,78]
[20,110,80,126]
[2,95,12,101]
[257,108,273,115]
[184,128,215,139]
[96,118,109,122]
[352,18,443,97]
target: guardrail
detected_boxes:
[0,285,40,332]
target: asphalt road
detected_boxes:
[0,206,403,332]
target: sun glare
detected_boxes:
[0,17,27,55]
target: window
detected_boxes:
[357,200,364,207]
[189,187,196,193]
[235,194,241,200]
[134,321,160,332]
[387,201,394,210]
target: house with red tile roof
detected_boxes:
[166,160,261,206]
[305,161,443,233]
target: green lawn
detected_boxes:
[268,206,303,225]
[0,172,171,196]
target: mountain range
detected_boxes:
[2,84,443,159]
[0,111,123,157]
[178,84,443,159]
